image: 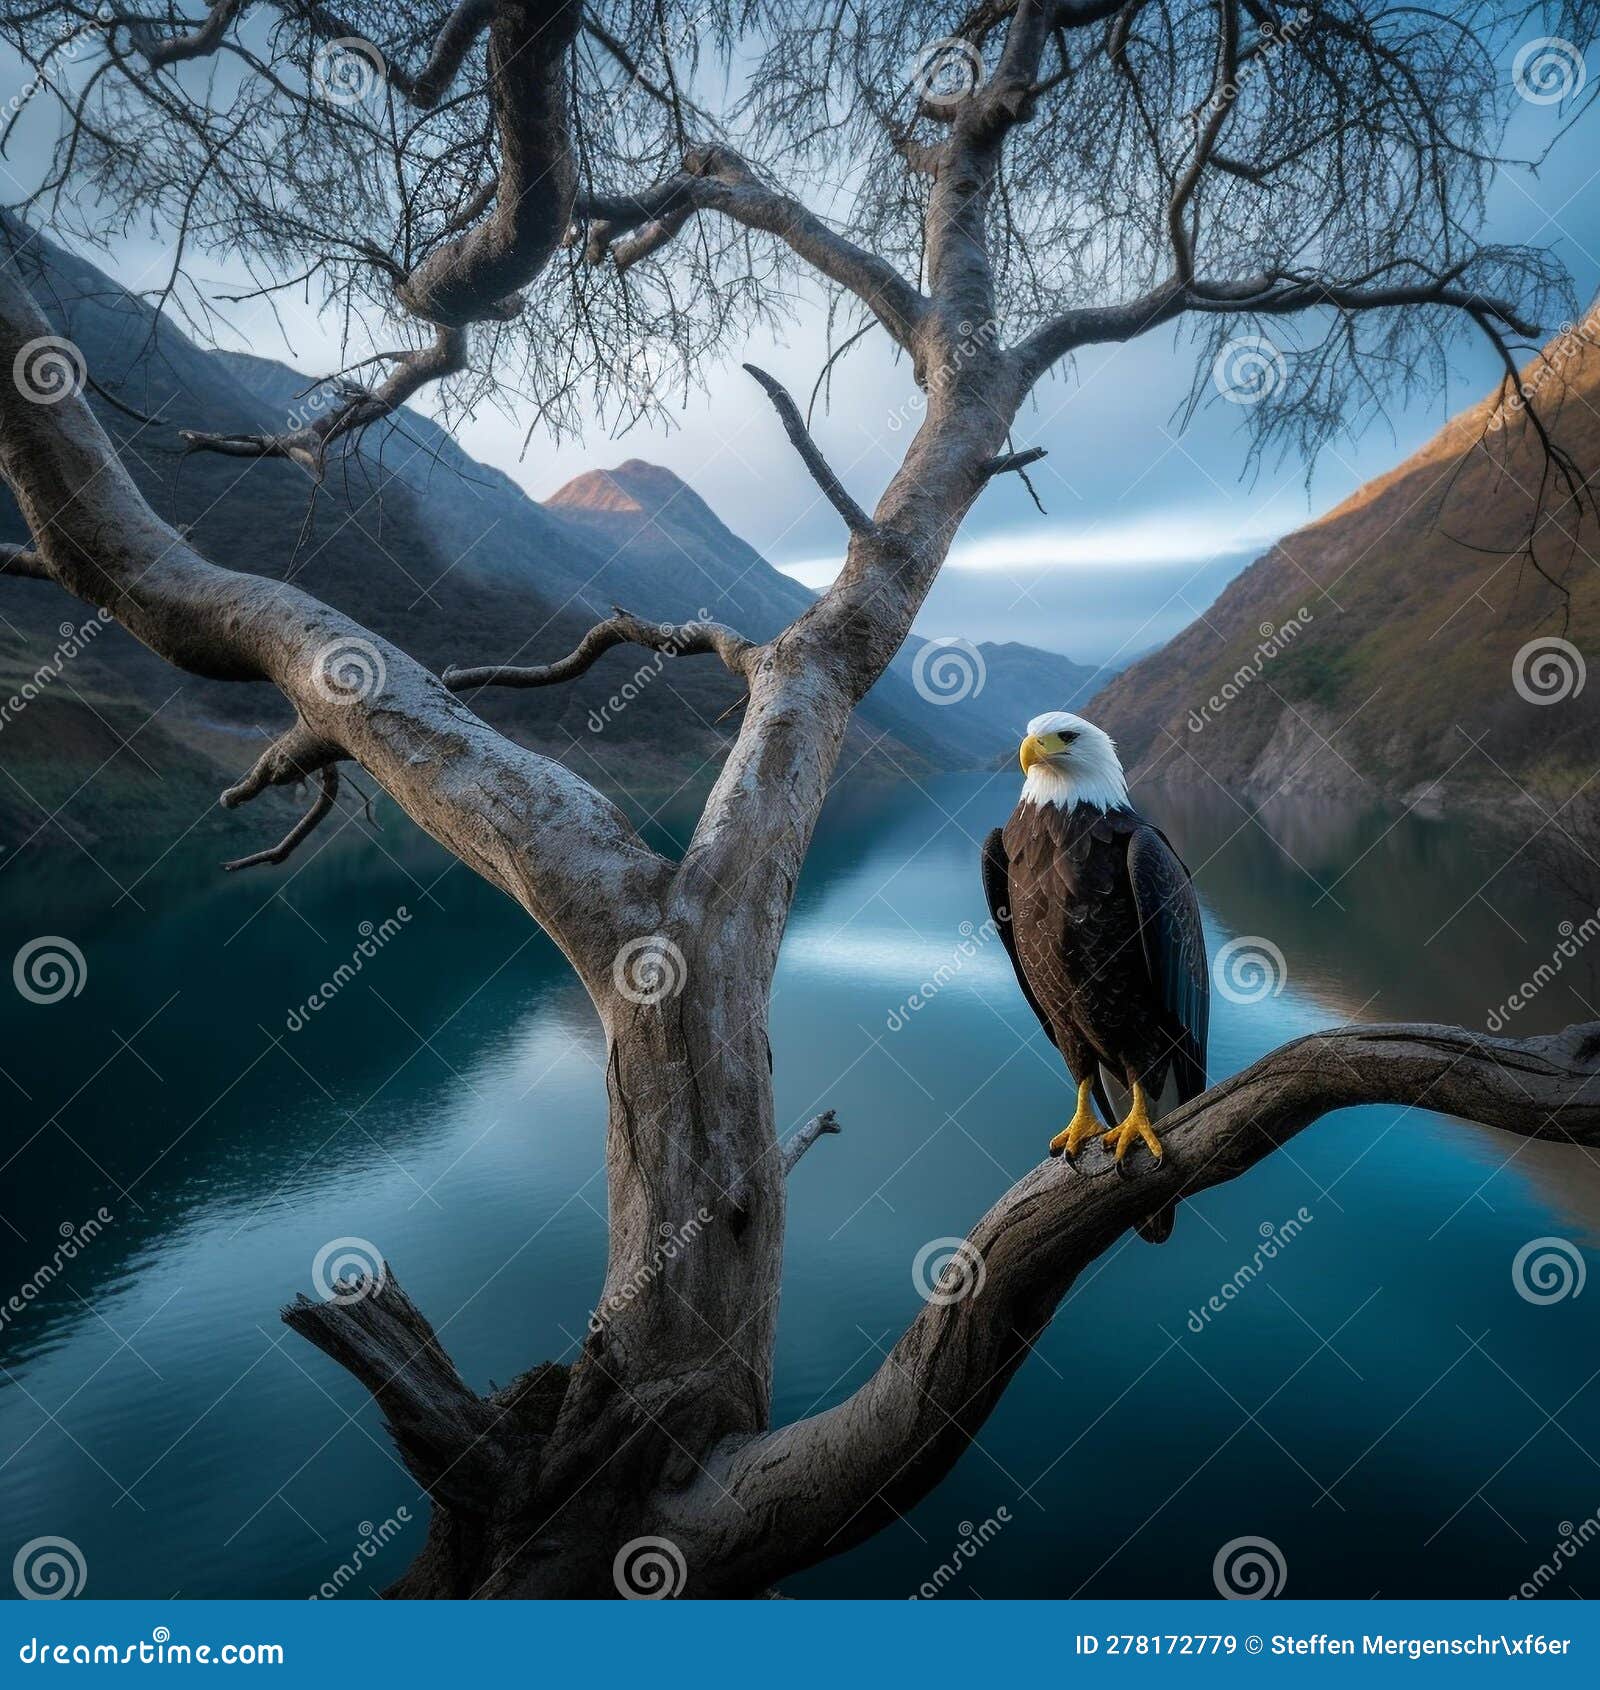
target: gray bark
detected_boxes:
[1,0,1594,1601]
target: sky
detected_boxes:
[3,27,1600,666]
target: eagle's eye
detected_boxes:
[1057,731,1078,746]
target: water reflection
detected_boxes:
[0,773,1597,1599]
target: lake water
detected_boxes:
[2,771,1599,1601]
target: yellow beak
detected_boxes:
[1019,734,1045,773]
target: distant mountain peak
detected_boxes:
[545,459,691,516]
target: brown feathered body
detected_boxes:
[1000,799,1177,1096]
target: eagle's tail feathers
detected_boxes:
[1136,1203,1177,1245]
[1091,1071,1118,1128]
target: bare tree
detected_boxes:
[2,0,1600,1597]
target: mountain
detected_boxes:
[538,458,1103,761]
[0,220,1098,850]
[1089,322,1600,815]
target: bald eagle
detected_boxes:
[982,712,1209,1239]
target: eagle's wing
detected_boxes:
[1126,825,1210,1104]
[982,826,1115,1125]
[980,827,1053,1041]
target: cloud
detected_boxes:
[777,507,1291,589]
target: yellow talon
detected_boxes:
[1049,1077,1099,1157]
[1102,1081,1164,1164]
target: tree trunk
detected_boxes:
[292,953,790,1598]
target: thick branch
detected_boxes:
[0,539,48,578]
[178,0,577,462]
[218,720,338,806]
[284,1266,505,1508]
[122,0,246,67]
[684,1020,1600,1587]
[394,0,581,328]
[0,247,665,985]
[578,147,928,349]
[921,0,1056,319]
[1012,270,1542,387]
[443,607,756,690]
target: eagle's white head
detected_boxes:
[1017,711,1129,812]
